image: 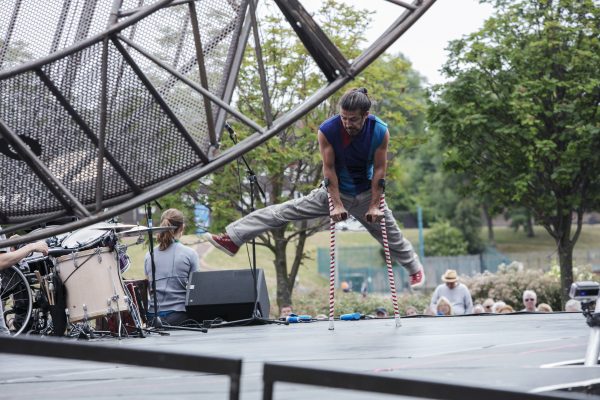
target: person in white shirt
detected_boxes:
[430,269,473,315]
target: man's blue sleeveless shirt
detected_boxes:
[319,114,387,196]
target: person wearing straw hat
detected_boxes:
[430,269,473,315]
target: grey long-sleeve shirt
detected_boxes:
[430,283,474,315]
[144,241,199,313]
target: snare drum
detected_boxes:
[61,224,115,251]
[55,247,129,323]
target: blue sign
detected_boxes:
[194,204,210,234]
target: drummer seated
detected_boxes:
[144,209,200,327]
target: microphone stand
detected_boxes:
[146,202,163,330]
[210,123,285,328]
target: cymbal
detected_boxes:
[117,226,176,237]
[91,222,138,232]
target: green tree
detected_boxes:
[402,130,486,254]
[452,198,484,254]
[504,207,535,237]
[204,1,428,310]
[423,221,468,256]
[154,182,200,235]
[428,0,600,304]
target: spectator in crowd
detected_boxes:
[472,304,485,314]
[280,304,293,319]
[430,269,473,315]
[537,303,553,313]
[341,281,351,293]
[360,280,368,298]
[521,290,537,312]
[435,296,453,316]
[482,298,495,313]
[565,299,582,312]
[405,306,418,316]
[423,305,435,316]
[497,304,514,314]
[492,301,506,313]
[375,307,388,318]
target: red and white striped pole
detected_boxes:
[325,178,336,330]
[378,179,401,327]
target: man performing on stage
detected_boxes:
[205,88,425,288]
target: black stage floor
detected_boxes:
[1,312,599,400]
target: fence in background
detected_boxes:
[317,246,600,292]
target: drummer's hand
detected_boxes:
[8,234,20,252]
[27,241,49,256]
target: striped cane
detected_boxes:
[324,178,336,330]
[378,179,401,327]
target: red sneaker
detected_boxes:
[205,233,239,256]
[409,268,425,289]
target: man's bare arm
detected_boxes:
[0,241,48,270]
[318,130,348,221]
[365,130,389,223]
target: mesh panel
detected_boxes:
[42,41,203,190]
[124,1,243,153]
[0,0,434,224]
[0,1,245,221]
[0,70,99,216]
[0,1,113,68]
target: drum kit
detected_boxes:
[0,222,173,338]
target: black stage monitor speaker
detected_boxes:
[185,269,270,322]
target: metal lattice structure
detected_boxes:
[0,0,435,246]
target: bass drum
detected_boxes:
[55,247,129,323]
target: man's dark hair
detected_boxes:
[338,87,371,114]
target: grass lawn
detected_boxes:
[490,224,600,254]
[124,225,600,280]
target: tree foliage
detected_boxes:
[428,0,600,304]
[423,221,468,256]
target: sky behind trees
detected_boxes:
[302,0,494,86]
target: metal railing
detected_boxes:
[0,336,242,400]
[262,363,590,400]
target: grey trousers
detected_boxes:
[226,187,422,274]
